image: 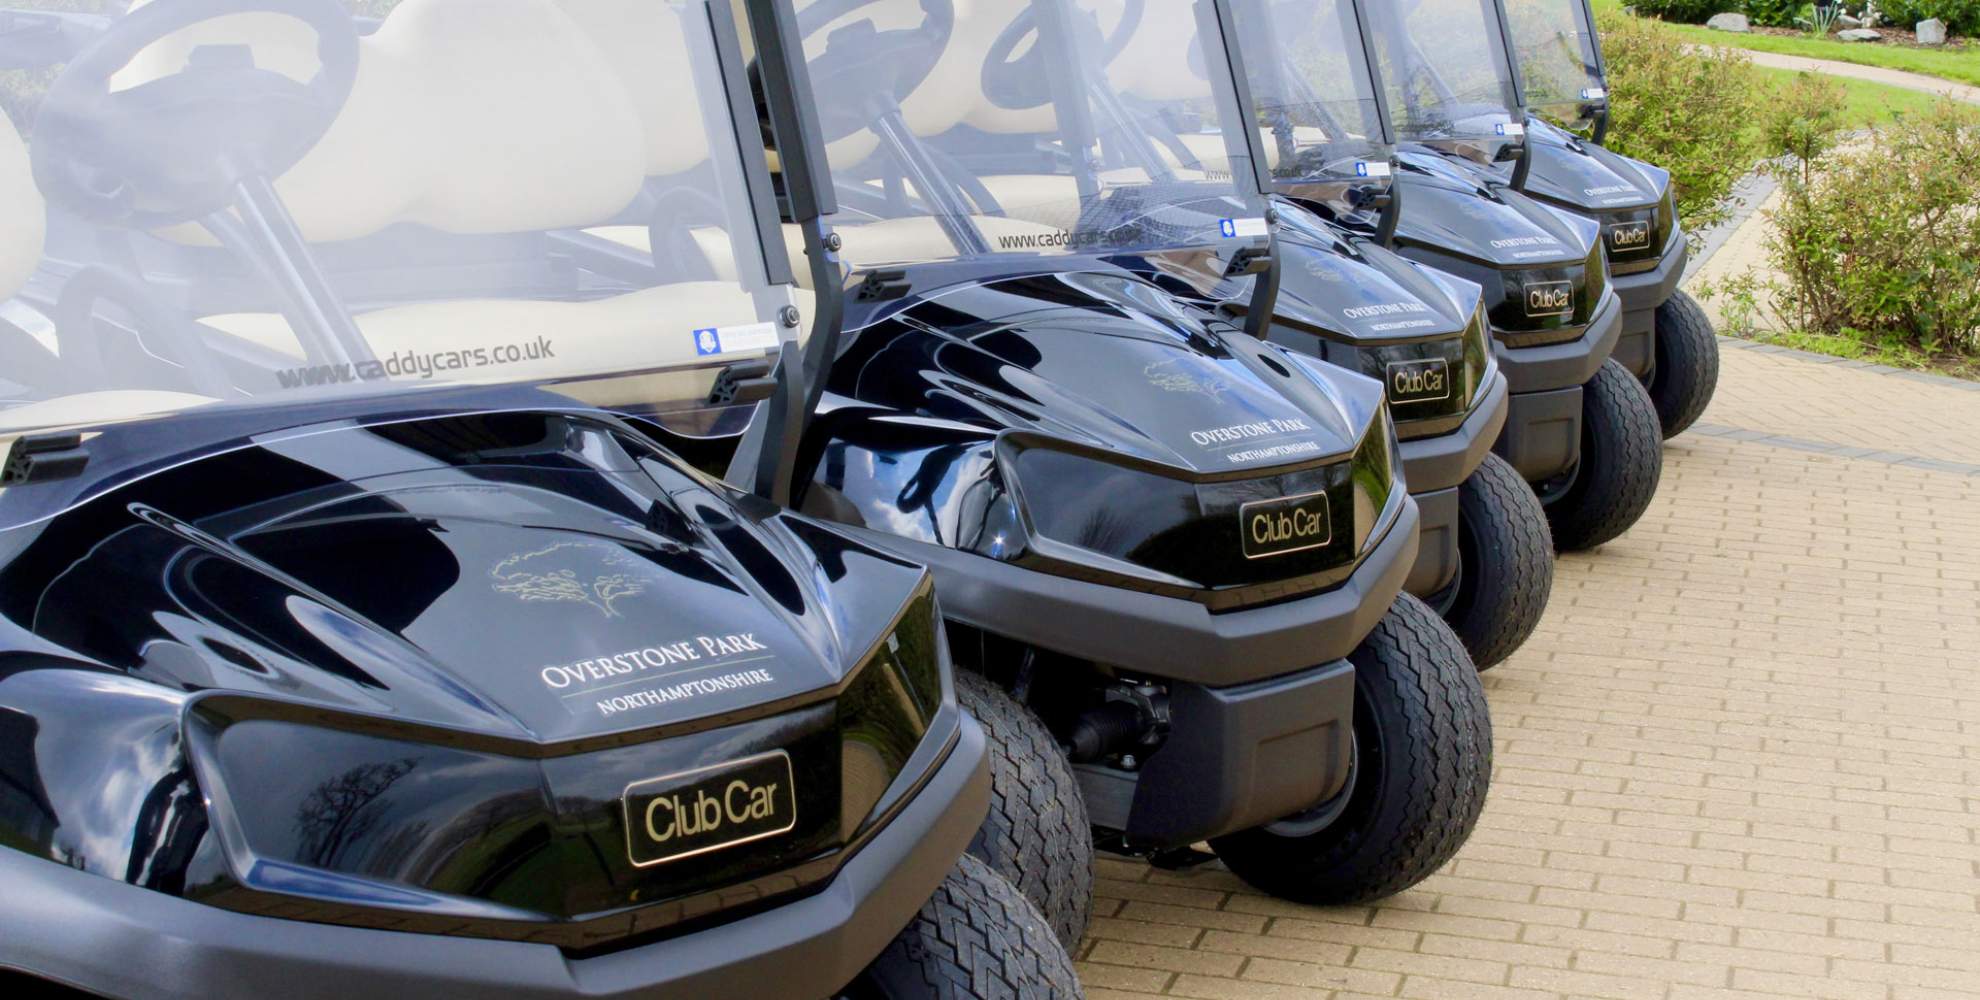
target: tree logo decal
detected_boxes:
[1144,357,1230,398]
[491,542,647,618]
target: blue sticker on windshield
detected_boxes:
[694,328,722,356]
[1219,218,1269,239]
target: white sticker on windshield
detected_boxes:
[1581,87,1608,100]
[1496,122,1526,138]
[692,323,779,357]
[1219,217,1270,239]
[1354,161,1393,179]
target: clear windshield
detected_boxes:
[795,0,1269,279]
[1227,0,1390,185]
[1503,0,1603,129]
[0,0,791,441]
[1362,0,1522,144]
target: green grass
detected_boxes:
[1741,329,1980,380]
[1591,0,1980,89]
[1753,65,1948,125]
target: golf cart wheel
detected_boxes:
[1208,593,1490,904]
[848,854,1083,999]
[1648,290,1721,439]
[1543,359,1664,552]
[1442,452,1554,671]
[957,671,1093,948]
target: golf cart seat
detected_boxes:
[122,0,780,392]
[2,106,223,435]
[0,112,39,308]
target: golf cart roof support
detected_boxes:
[1202,0,1284,340]
[1034,0,1110,201]
[1572,0,1613,144]
[1472,0,1538,191]
[729,0,848,508]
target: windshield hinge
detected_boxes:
[3,432,88,485]
[1227,244,1274,277]
[707,352,781,406]
[854,269,912,302]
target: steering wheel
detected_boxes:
[981,0,1142,111]
[787,0,954,145]
[30,0,359,230]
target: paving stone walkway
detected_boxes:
[1075,341,1980,1000]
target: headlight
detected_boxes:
[837,583,945,831]
[1585,238,1609,302]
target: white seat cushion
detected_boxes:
[0,112,42,303]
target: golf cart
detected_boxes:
[1498,0,1719,438]
[1173,0,1554,669]
[773,0,1491,936]
[1360,0,1665,552]
[0,1,1078,997]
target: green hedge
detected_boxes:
[1594,8,1765,234]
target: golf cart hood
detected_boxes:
[1515,120,1669,212]
[0,411,907,740]
[803,265,1403,608]
[828,267,1378,473]
[1393,146,1596,268]
[0,405,954,943]
[1268,204,1474,342]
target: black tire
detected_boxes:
[1542,358,1664,552]
[850,854,1085,1000]
[956,671,1093,949]
[1647,289,1720,439]
[1440,451,1553,671]
[1208,593,1490,904]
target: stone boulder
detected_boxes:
[1837,28,1883,42]
[1705,12,1750,32]
[1916,19,1947,45]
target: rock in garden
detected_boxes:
[1705,12,1750,32]
[1838,13,1862,27]
[1916,19,1947,45]
[1837,28,1882,41]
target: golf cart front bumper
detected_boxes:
[1492,288,1623,483]
[840,498,1417,849]
[1399,368,1509,596]
[1610,228,1688,378]
[0,720,990,1000]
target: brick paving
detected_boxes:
[1074,341,1980,1000]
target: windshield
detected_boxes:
[1362,0,1522,145]
[1503,0,1603,130]
[0,0,792,441]
[1227,0,1389,186]
[794,0,1269,282]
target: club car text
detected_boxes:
[622,752,798,867]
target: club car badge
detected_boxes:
[1240,490,1333,560]
[623,751,798,867]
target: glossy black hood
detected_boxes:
[1508,120,1670,214]
[1269,202,1475,344]
[1,412,911,741]
[828,266,1382,475]
[802,262,1402,609]
[1392,146,1599,268]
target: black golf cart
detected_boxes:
[1180,0,1554,669]
[1360,0,1665,552]
[0,1,1077,997]
[771,0,1492,939]
[1496,0,1719,438]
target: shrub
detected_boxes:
[1629,0,1739,21]
[1761,95,1980,355]
[1743,0,1808,27]
[1593,8,1766,234]
[1874,0,1980,34]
